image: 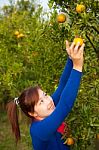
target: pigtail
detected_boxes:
[6,100,20,143]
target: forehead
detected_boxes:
[38,89,44,99]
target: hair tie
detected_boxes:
[14,97,19,105]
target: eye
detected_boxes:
[40,99,44,104]
[45,93,47,96]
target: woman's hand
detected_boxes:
[66,40,85,72]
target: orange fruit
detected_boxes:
[17,33,24,38]
[66,137,75,145]
[64,137,75,145]
[76,4,85,13]
[17,34,20,38]
[73,37,84,46]
[19,33,24,37]
[14,31,19,36]
[57,13,66,23]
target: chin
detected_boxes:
[50,108,55,114]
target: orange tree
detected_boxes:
[0,0,99,149]
[48,0,99,149]
[49,0,99,57]
[0,0,66,106]
[0,0,42,104]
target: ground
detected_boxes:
[0,110,33,150]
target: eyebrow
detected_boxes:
[39,92,45,101]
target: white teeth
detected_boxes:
[51,104,54,109]
[48,102,55,110]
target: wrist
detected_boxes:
[73,66,83,72]
[69,56,72,60]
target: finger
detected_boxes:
[70,42,75,50]
[70,42,75,54]
[78,43,85,55]
[74,42,80,53]
[66,40,70,55]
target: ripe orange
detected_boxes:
[73,37,84,46]
[19,33,24,37]
[76,4,85,13]
[17,33,24,38]
[57,13,66,23]
[14,31,19,36]
[64,137,75,145]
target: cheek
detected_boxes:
[40,104,51,115]
[49,97,54,104]
[37,107,49,117]
[37,105,48,114]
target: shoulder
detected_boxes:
[30,121,39,136]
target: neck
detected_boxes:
[35,116,45,121]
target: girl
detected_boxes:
[7,40,85,150]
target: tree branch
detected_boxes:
[91,26,99,34]
[85,32,99,58]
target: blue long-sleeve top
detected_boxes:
[30,58,82,150]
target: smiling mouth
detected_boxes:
[50,103,55,110]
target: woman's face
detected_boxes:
[33,89,55,120]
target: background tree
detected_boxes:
[48,0,99,149]
[0,0,99,149]
[49,0,99,58]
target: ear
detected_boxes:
[28,112,38,117]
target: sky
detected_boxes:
[0,0,49,11]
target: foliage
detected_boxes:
[48,0,99,149]
[49,0,99,58]
[0,0,66,102]
[0,0,99,149]
[0,111,32,150]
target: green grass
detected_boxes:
[0,110,33,150]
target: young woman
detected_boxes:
[7,40,85,150]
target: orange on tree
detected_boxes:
[64,137,75,145]
[76,4,85,13]
[73,37,84,46]
[17,33,24,38]
[57,13,66,23]
[14,31,20,36]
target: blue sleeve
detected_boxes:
[51,57,73,106]
[31,69,82,141]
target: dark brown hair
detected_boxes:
[6,86,40,143]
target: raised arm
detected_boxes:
[51,40,74,105]
[51,57,73,106]
[31,69,82,140]
[30,41,85,140]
